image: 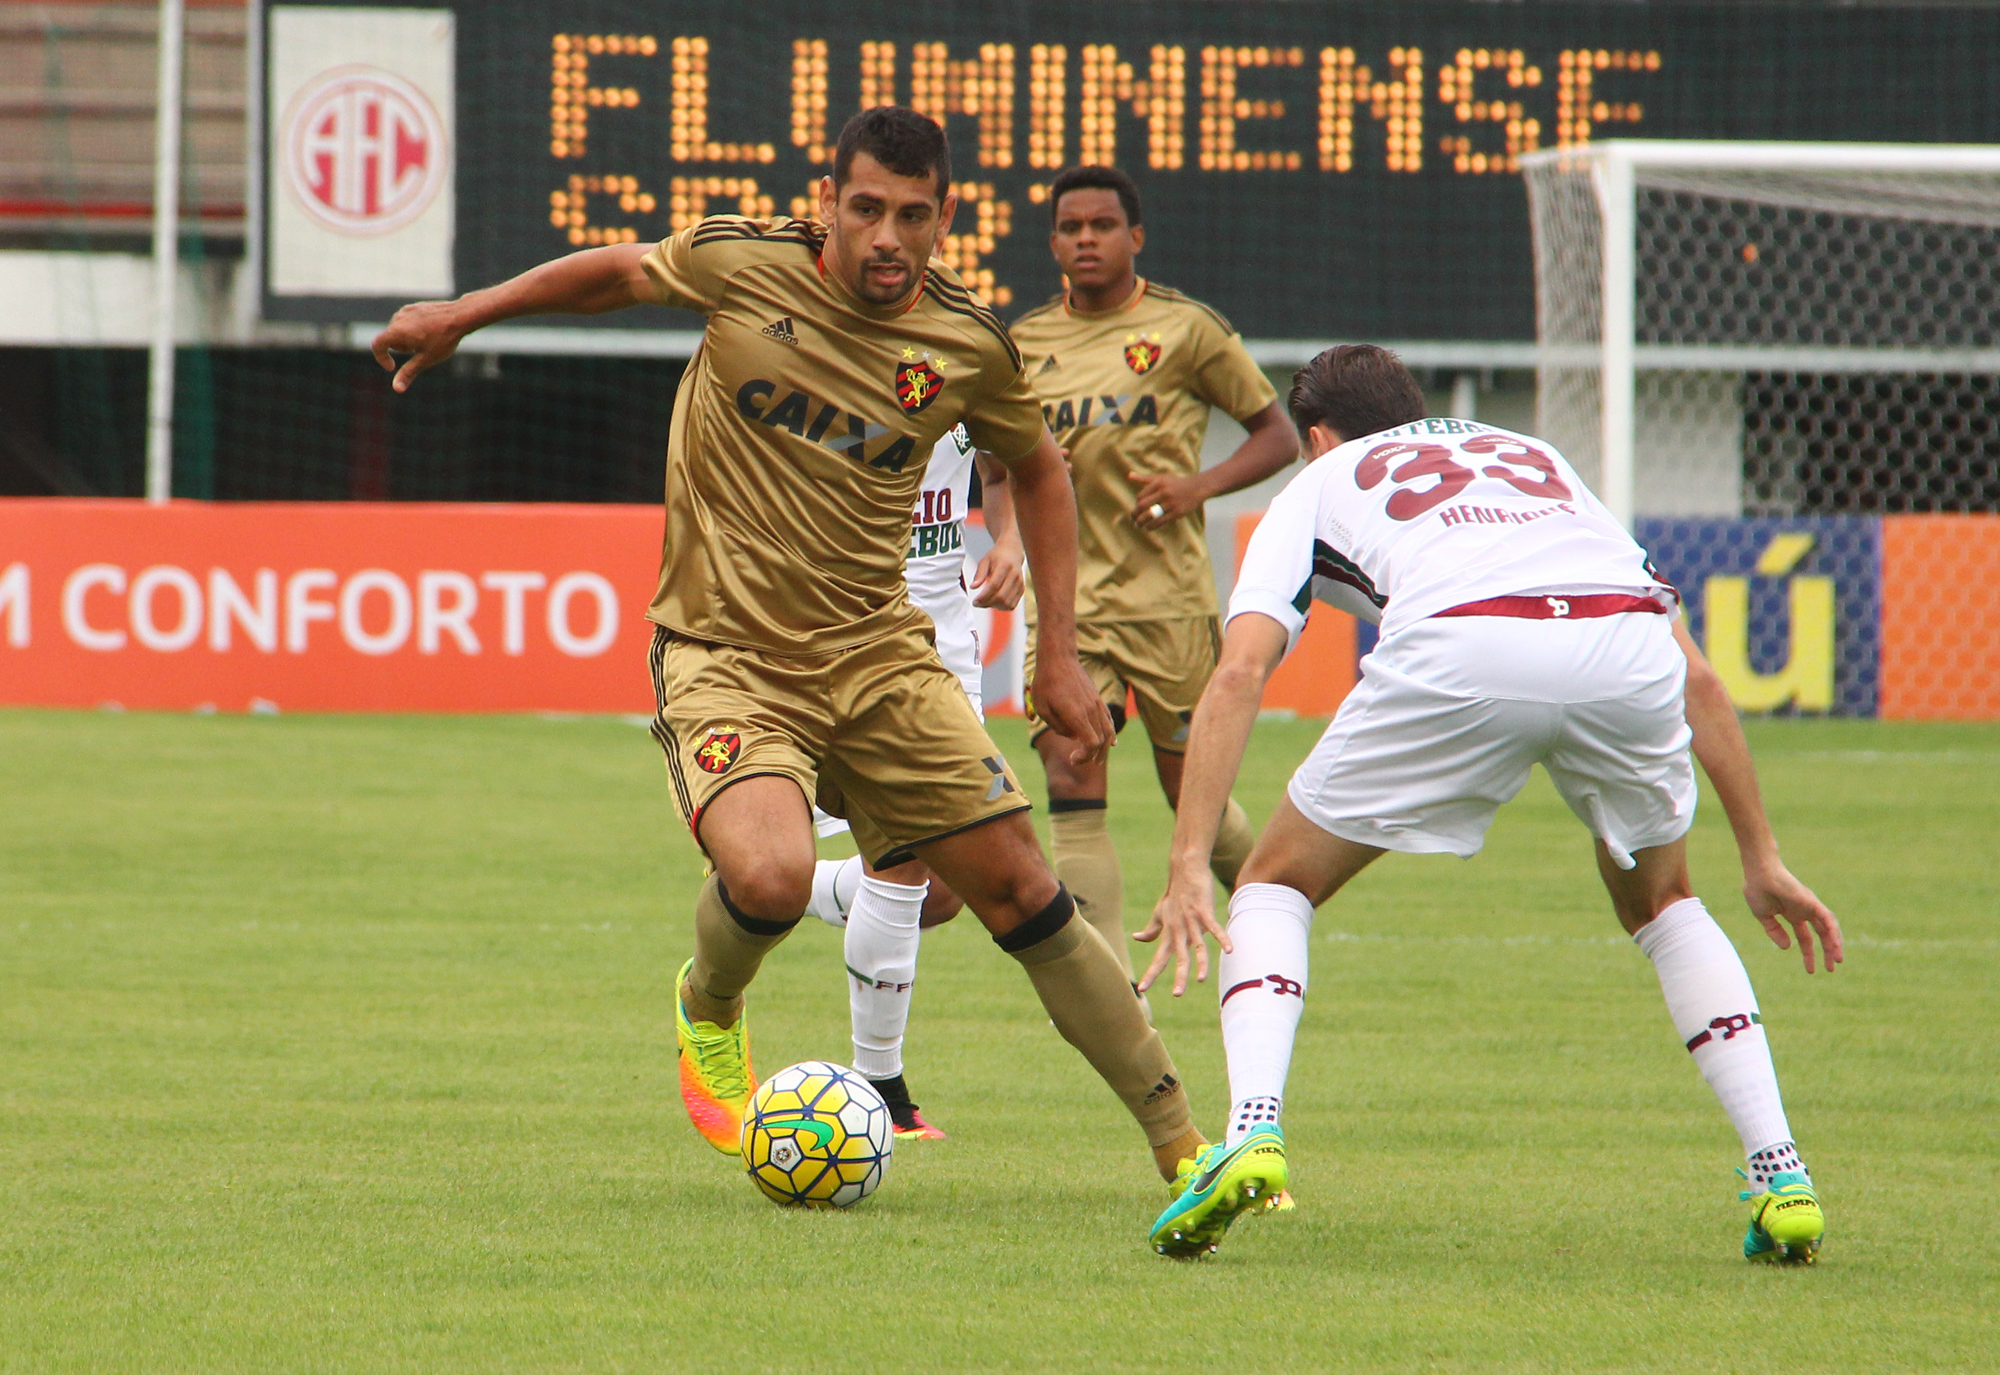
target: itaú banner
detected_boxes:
[0,500,665,713]
[1226,510,2000,722]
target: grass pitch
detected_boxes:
[3,707,1997,1372]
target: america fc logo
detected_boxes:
[1123,332,1163,374]
[894,347,946,414]
[694,730,742,774]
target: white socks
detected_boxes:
[1745,1141,1807,1191]
[808,856,864,928]
[810,860,932,1084]
[1209,888,1804,1175]
[844,873,929,1080]
[1228,1095,1283,1142]
[1219,882,1314,1146]
[1635,897,1798,1172]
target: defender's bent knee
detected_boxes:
[1598,839,1695,936]
[1238,798,1384,905]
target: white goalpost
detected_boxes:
[1521,140,2000,527]
[145,0,187,504]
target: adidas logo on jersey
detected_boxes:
[761,316,799,345]
[1035,354,1060,375]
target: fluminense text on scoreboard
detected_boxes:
[263,1,2000,337]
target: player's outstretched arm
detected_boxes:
[969,452,1026,610]
[371,242,655,393]
[1130,400,1298,531]
[1136,612,1288,996]
[1673,618,1843,973]
[1005,431,1115,761]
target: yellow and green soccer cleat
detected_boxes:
[675,958,757,1154]
[1149,1125,1289,1259]
[1741,1169,1824,1264]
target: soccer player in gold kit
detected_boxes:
[373,110,1208,1190]
[1011,165,1300,984]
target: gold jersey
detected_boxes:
[639,216,1044,654]
[1010,280,1276,623]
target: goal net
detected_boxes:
[1522,141,2000,524]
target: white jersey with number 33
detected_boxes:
[1230,418,1675,646]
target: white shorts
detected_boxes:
[922,585,986,718]
[814,584,984,839]
[1288,611,1696,868]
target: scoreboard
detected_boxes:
[265,0,2000,340]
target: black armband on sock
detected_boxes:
[717,876,802,937]
[993,884,1076,953]
[1046,798,1108,814]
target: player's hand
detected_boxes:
[1743,858,1843,973]
[970,537,1026,609]
[1129,471,1209,530]
[1030,653,1114,765]
[371,300,467,393]
[1135,860,1234,997]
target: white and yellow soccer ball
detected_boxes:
[740,1061,894,1208]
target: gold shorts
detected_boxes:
[1025,615,1221,753]
[647,622,1029,868]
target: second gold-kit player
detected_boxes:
[1011,164,1299,981]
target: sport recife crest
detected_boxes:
[695,730,741,774]
[1123,332,1163,374]
[895,347,946,414]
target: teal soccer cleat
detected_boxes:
[1742,1169,1824,1265]
[1149,1125,1289,1260]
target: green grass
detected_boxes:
[2,708,1996,1372]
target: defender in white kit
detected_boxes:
[1138,345,1840,1264]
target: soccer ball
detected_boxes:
[740,1061,894,1209]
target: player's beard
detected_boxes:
[857,250,919,305]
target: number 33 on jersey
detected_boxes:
[1230,418,1677,648]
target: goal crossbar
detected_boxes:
[1521,140,2000,176]
[1523,139,2000,526]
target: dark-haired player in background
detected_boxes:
[373,109,1211,1195]
[1011,164,1298,993]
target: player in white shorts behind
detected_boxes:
[1137,345,1841,1263]
[805,424,1026,1138]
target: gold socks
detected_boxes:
[1153,1126,1210,1182]
[997,888,1193,1165]
[1049,801,1131,978]
[686,873,796,1026]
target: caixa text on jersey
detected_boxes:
[735,379,920,473]
[1042,393,1161,431]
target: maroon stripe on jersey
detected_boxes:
[1432,593,1667,621]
